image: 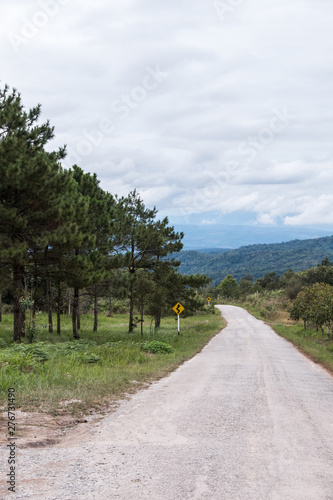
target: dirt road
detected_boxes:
[1,305,333,499]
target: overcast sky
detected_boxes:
[2,0,333,227]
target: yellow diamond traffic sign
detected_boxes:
[172,302,185,315]
[207,297,211,301]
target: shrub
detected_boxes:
[290,283,333,338]
[141,340,174,354]
[0,345,50,372]
[83,354,101,364]
[65,340,97,352]
[0,338,7,348]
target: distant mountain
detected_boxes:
[174,224,333,250]
[193,248,230,255]
[174,235,333,285]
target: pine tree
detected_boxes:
[0,85,76,341]
[67,166,119,336]
[149,217,183,328]
[118,192,184,332]
[119,191,158,332]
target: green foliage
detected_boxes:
[0,342,50,373]
[217,274,239,299]
[256,272,280,291]
[64,339,97,351]
[119,190,184,332]
[290,283,333,338]
[62,339,101,364]
[239,276,253,297]
[0,84,77,341]
[141,340,174,354]
[83,354,101,364]
[0,338,7,348]
[20,294,39,343]
[11,343,50,360]
[241,289,287,321]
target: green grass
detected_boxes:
[0,312,225,415]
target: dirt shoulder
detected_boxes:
[0,394,135,449]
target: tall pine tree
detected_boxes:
[0,85,76,341]
[119,191,157,332]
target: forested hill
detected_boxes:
[175,235,333,285]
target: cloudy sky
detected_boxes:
[2,0,333,228]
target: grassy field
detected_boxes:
[238,291,333,374]
[0,311,225,415]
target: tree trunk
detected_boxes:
[93,285,98,332]
[129,281,134,333]
[155,312,161,330]
[68,289,71,316]
[47,278,53,333]
[129,245,135,333]
[140,304,144,337]
[13,263,25,342]
[57,280,61,335]
[108,293,113,317]
[72,287,80,339]
[154,256,161,330]
[32,259,38,317]
[77,291,81,331]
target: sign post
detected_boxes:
[172,302,185,335]
[207,297,212,306]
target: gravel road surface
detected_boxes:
[1,305,333,499]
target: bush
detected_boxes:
[141,340,174,354]
[290,283,333,338]
[0,338,7,348]
[0,343,50,372]
[65,340,97,352]
[83,354,101,364]
[1,304,13,314]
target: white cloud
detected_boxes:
[285,195,333,226]
[1,0,333,227]
[257,213,276,225]
[200,219,217,225]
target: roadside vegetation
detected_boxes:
[0,310,224,415]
